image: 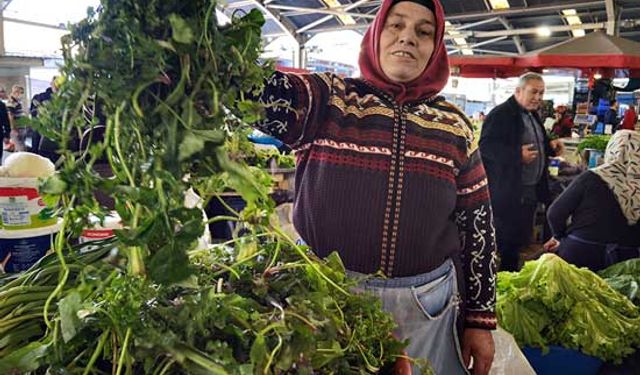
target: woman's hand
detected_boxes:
[462,328,495,375]
[543,237,560,252]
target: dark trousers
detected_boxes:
[497,203,537,272]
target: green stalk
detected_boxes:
[128,204,145,276]
[83,330,109,375]
[113,102,136,188]
[43,215,70,329]
[271,226,349,296]
[115,327,132,375]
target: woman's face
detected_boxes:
[378,2,436,83]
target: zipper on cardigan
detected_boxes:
[380,104,406,275]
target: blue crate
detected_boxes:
[522,346,603,375]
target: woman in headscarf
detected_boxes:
[545,130,640,270]
[251,1,497,373]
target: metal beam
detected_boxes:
[267,4,375,19]
[447,1,605,21]
[605,0,617,35]
[453,17,501,31]
[470,22,606,38]
[447,36,509,55]
[461,48,519,56]
[2,0,13,11]
[498,17,526,54]
[0,8,4,56]
[297,0,371,34]
[2,16,66,30]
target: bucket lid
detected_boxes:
[0,177,43,188]
[0,220,63,239]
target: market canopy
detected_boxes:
[518,31,640,71]
[449,32,640,78]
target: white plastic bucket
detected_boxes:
[0,177,57,230]
[0,222,61,273]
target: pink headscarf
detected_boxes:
[358,0,450,104]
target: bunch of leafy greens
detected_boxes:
[0,0,412,374]
[497,254,640,363]
[576,135,611,153]
[599,259,640,305]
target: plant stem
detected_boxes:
[116,327,132,375]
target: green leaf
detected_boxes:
[179,132,205,161]
[156,40,177,52]
[59,291,83,343]
[169,14,194,44]
[40,175,68,195]
[249,334,267,369]
[148,243,192,284]
[191,129,226,144]
[0,341,50,373]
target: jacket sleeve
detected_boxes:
[251,71,334,148]
[455,149,498,330]
[479,110,520,167]
[0,103,10,139]
[547,173,587,239]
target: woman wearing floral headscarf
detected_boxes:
[545,130,640,270]
[250,0,497,373]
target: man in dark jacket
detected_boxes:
[603,99,620,132]
[479,73,563,271]
[0,95,11,164]
[30,76,60,154]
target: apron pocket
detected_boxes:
[411,270,458,319]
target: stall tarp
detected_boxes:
[517,31,640,70]
[448,32,640,78]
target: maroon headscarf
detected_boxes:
[359,0,449,104]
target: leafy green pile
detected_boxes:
[497,254,640,363]
[600,259,640,305]
[576,135,611,153]
[0,0,410,373]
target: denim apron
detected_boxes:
[350,259,468,375]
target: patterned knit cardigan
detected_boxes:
[255,71,497,330]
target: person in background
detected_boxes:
[0,85,7,101]
[0,88,11,163]
[248,0,497,373]
[544,130,640,271]
[604,99,621,132]
[479,73,564,272]
[621,105,638,131]
[29,76,61,154]
[551,105,574,138]
[6,85,28,151]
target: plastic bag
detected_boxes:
[489,327,536,375]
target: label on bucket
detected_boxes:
[80,229,115,243]
[0,197,31,226]
[0,183,56,230]
[0,232,54,272]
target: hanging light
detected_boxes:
[537,27,552,37]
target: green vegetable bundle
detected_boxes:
[576,135,611,154]
[0,0,411,374]
[600,259,640,305]
[497,254,640,363]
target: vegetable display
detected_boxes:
[599,259,640,306]
[497,254,640,363]
[0,1,414,374]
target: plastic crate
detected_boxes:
[522,346,603,375]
